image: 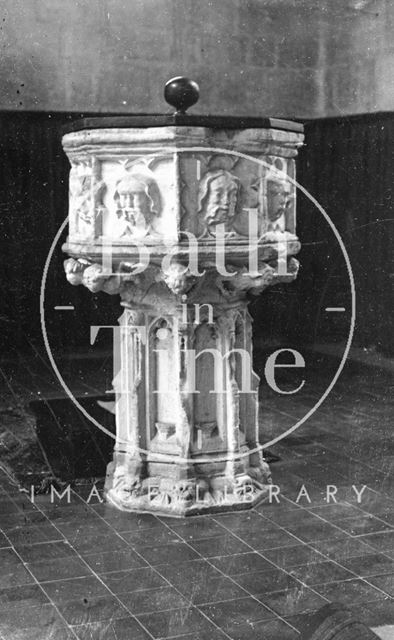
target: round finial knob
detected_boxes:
[164,77,200,114]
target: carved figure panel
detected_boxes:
[69,160,105,238]
[198,169,242,237]
[194,155,297,240]
[112,169,161,239]
[262,157,296,237]
[266,179,291,232]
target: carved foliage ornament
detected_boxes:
[64,255,299,302]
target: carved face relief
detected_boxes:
[161,263,197,295]
[113,172,161,238]
[198,170,241,235]
[266,180,290,231]
[64,257,85,286]
[82,264,107,293]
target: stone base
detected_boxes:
[104,462,272,517]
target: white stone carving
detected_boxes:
[198,168,242,237]
[266,179,290,232]
[69,159,105,239]
[112,168,161,239]
[62,123,304,517]
[260,158,296,240]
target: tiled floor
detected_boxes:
[0,353,393,639]
[0,480,393,638]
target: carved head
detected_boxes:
[64,258,85,286]
[82,264,107,293]
[114,172,161,229]
[198,169,241,231]
[162,263,197,295]
[266,179,290,223]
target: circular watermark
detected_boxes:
[40,146,355,464]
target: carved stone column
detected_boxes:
[62,78,304,516]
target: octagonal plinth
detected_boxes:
[62,122,303,516]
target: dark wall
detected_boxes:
[254,112,394,356]
[0,112,120,358]
[0,111,393,357]
[298,113,394,355]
